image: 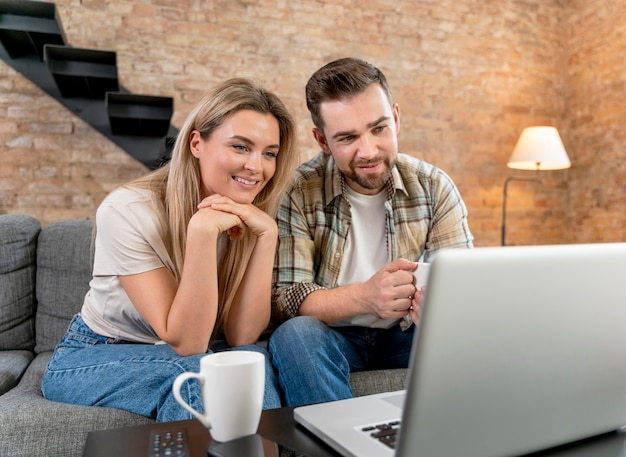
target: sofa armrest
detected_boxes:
[0,214,40,352]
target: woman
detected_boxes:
[42,78,299,421]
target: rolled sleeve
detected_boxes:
[272,166,343,320]
[272,188,321,320]
[272,281,325,320]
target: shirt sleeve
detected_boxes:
[424,169,474,258]
[271,188,326,320]
[93,192,165,276]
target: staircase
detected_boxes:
[0,0,177,169]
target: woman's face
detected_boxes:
[190,110,280,203]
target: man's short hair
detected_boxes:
[305,57,393,131]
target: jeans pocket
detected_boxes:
[56,315,106,349]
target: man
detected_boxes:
[269,57,473,407]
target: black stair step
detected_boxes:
[106,92,174,137]
[0,0,178,169]
[44,44,119,99]
[0,0,66,60]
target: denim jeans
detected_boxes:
[41,314,281,422]
[268,316,415,407]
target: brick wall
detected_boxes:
[1,0,624,246]
[565,0,626,243]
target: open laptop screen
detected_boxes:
[397,242,626,457]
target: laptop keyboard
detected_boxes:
[359,419,401,449]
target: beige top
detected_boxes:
[81,187,227,343]
[81,187,171,342]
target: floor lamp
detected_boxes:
[501,126,571,246]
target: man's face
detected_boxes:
[313,83,400,195]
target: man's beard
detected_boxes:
[343,156,395,191]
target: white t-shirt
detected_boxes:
[81,187,227,343]
[333,186,399,329]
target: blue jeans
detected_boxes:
[268,316,415,407]
[41,314,281,422]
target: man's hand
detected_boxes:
[408,284,425,324]
[362,258,418,320]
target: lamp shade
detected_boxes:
[507,126,571,170]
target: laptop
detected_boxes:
[294,243,626,457]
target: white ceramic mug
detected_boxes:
[172,351,265,442]
[413,261,431,289]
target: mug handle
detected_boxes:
[172,372,212,429]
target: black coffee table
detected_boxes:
[82,406,339,457]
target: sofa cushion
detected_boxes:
[0,350,34,395]
[0,214,40,352]
[35,220,94,354]
[0,353,153,457]
[350,368,407,397]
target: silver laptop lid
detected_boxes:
[397,242,626,457]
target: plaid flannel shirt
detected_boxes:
[272,151,473,325]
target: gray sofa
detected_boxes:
[0,213,407,457]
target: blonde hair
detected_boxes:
[126,78,299,338]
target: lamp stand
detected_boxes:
[501,176,539,246]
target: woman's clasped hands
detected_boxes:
[196,194,277,241]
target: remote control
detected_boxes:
[148,427,189,457]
